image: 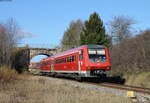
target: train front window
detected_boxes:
[88,49,106,63]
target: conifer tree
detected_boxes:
[80,12,110,46]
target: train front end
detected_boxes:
[81,45,111,77]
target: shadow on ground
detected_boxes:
[82,76,126,84]
[102,76,126,84]
[37,73,126,85]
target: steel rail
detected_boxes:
[33,73,150,95]
[87,82,150,95]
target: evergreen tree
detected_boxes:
[80,12,110,46]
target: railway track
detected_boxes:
[33,73,150,102]
[91,82,150,95]
[57,76,150,95]
[54,76,150,95]
[58,76,150,95]
[34,73,150,95]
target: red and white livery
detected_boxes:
[40,45,111,79]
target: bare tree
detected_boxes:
[109,16,135,44]
[0,18,20,67]
[61,20,84,51]
[110,30,150,75]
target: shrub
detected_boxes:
[0,66,18,85]
[110,30,150,75]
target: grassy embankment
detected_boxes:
[0,66,133,103]
[123,71,150,88]
[111,67,150,88]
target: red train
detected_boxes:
[40,45,111,81]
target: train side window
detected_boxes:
[67,57,70,62]
[60,59,62,63]
[59,59,61,64]
[69,56,71,62]
[62,58,64,63]
[65,58,67,63]
[63,58,65,63]
[69,56,72,62]
[55,60,57,64]
[72,56,75,62]
[72,56,74,62]
[74,56,76,62]
[70,56,72,62]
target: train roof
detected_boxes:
[86,44,105,49]
[51,44,105,58]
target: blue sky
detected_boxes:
[0,0,150,62]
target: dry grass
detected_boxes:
[0,75,132,103]
[0,66,18,86]
[124,71,150,88]
[0,67,145,103]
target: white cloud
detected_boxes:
[17,30,38,38]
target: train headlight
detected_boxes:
[107,67,111,70]
[87,67,90,70]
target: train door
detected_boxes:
[51,59,54,72]
[78,56,81,74]
[70,53,77,72]
[78,50,84,74]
